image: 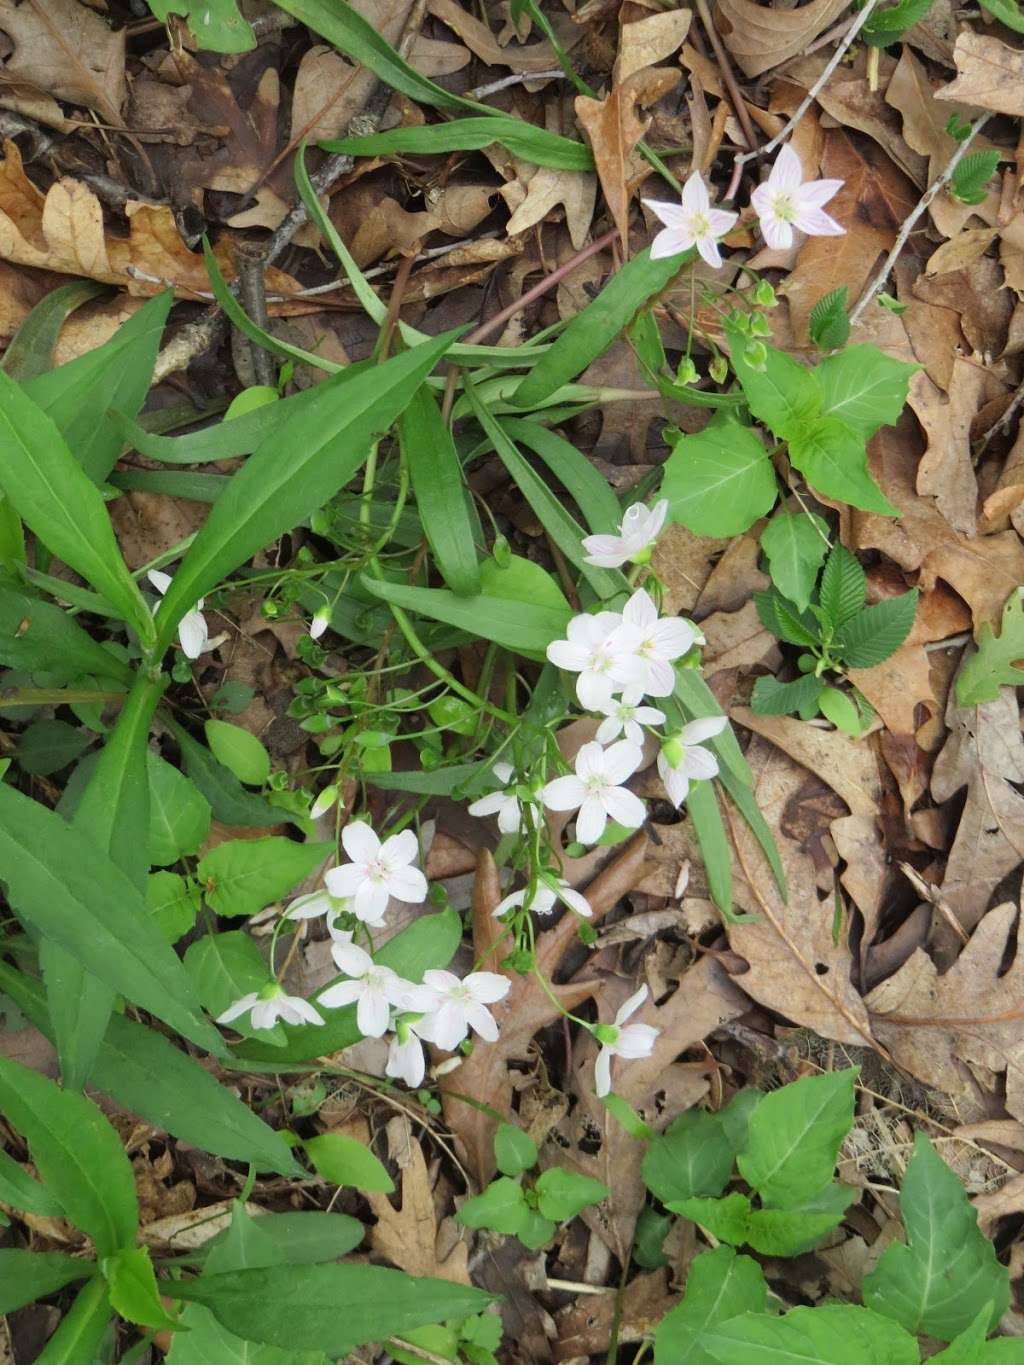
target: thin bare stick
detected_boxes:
[467,68,565,98]
[734,0,884,168]
[849,112,993,325]
[694,0,757,154]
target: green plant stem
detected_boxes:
[0,688,126,706]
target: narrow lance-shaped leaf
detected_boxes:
[0,962,302,1176]
[153,330,459,658]
[0,583,133,684]
[400,383,481,596]
[322,116,594,170]
[33,1277,113,1365]
[0,370,155,645]
[0,782,225,1057]
[511,248,693,410]
[1,279,105,383]
[0,1056,138,1257]
[40,674,165,1091]
[0,1249,94,1315]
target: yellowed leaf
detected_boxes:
[614,7,692,84]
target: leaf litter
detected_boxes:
[2,0,1024,1357]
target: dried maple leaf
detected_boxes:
[575,67,679,253]
[441,836,651,1188]
[936,32,1024,118]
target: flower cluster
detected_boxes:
[644,145,843,268]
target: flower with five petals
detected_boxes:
[325,823,427,927]
[593,986,659,1097]
[657,715,728,807]
[542,739,645,845]
[750,144,844,251]
[410,969,511,1051]
[318,942,412,1038]
[217,983,324,1032]
[643,172,738,269]
[582,500,668,569]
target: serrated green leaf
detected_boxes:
[951,150,1001,206]
[863,0,935,44]
[789,415,899,515]
[737,1067,858,1206]
[0,1057,137,1256]
[726,330,821,439]
[662,417,778,537]
[701,1303,920,1364]
[642,1108,734,1204]
[815,345,917,441]
[754,588,821,647]
[978,0,1024,30]
[957,590,1024,705]
[808,287,850,350]
[819,543,867,631]
[750,674,824,717]
[863,1131,1010,1341]
[654,1247,767,1365]
[834,590,918,668]
[760,512,829,611]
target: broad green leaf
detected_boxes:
[864,1131,1010,1341]
[957,589,1024,705]
[0,1056,137,1256]
[323,116,592,170]
[494,1123,538,1177]
[15,718,91,776]
[834,590,918,669]
[930,1305,1017,1362]
[153,331,458,659]
[148,0,256,52]
[671,1192,753,1246]
[816,345,918,441]
[863,0,936,43]
[662,418,777,538]
[0,370,154,643]
[233,908,462,1064]
[760,513,829,611]
[642,1109,734,1204]
[726,332,821,439]
[737,1067,858,1206]
[789,415,899,515]
[401,384,481,596]
[185,931,285,1047]
[25,291,173,483]
[304,1133,394,1193]
[242,1212,364,1265]
[0,782,223,1055]
[41,674,164,1092]
[168,1263,492,1354]
[363,556,571,657]
[750,674,824,717]
[456,1176,530,1234]
[198,837,332,919]
[33,1277,112,1364]
[1,280,105,383]
[501,419,620,532]
[0,1145,62,1215]
[654,1247,767,1365]
[104,1245,181,1331]
[205,718,271,786]
[512,248,693,409]
[741,1200,853,1256]
[534,1167,608,1221]
[148,870,201,943]
[469,386,621,599]
[754,588,821,647]
[819,543,867,631]
[701,1304,920,1365]
[167,716,283,827]
[169,1307,330,1364]
[0,1248,93,1313]
[0,491,24,569]
[819,685,862,735]
[0,962,301,1175]
[149,751,212,865]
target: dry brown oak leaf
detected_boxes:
[364,1137,471,1284]
[0,0,125,127]
[0,140,296,297]
[936,32,1024,118]
[716,0,851,77]
[441,836,651,1189]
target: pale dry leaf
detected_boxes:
[0,74,69,130]
[701,599,780,676]
[290,45,365,143]
[732,707,881,819]
[428,0,561,71]
[364,1139,470,1283]
[936,32,1024,118]
[575,67,679,252]
[925,228,998,277]
[723,736,876,1048]
[556,1268,677,1358]
[614,7,691,84]
[913,254,1012,359]
[868,902,1024,1124]
[831,812,889,959]
[503,154,597,249]
[847,641,936,737]
[914,356,986,534]
[716,0,850,78]
[0,0,125,123]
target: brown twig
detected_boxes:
[693,0,757,155]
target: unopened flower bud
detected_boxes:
[709,356,728,384]
[310,607,330,640]
[310,784,338,819]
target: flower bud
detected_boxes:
[676,356,699,386]
[661,733,685,769]
[752,279,777,309]
[709,356,728,384]
[310,607,331,640]
[310,784,338,819]
[593,1022,621,1046]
